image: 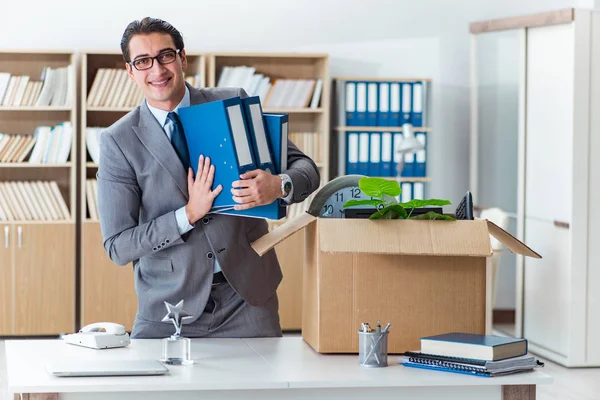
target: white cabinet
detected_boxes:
[471,8,600,366]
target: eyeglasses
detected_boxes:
[129,49,181,71]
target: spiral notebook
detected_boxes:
[399,352,542,377]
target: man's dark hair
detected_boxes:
[120,17,185,63]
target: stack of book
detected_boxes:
[400,332,544,377]
[0,66,73,107]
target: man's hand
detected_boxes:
[231,169,281,211]
[185,155,222,224]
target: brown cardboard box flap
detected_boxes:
[251,212,317,256]
[485,220,542,258]
[318,219,493,256]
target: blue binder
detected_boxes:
[263,113,289,174]
[241,96,276,174]
[377,82,391,127]
[358,132,370,175]
[367,82,378,126]
[390,83,401,127]
[213,112,288,220]
[411,82,423,127]
[400,82,412,125]
[414,132,426,177]
[178,96,257,209]
[345,81,357,126]
[368,132,381,177]
[355,82,367,126]
[346,132,359,174]
[380,132,393,177]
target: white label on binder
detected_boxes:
[416,133,426,162]
[370,134,381,163]
[413,182,424,199]
[379,83,389,112]
[281,121,288,172]
[402,83,412,113]
[227,104,253,167]
[356,83,367,112]
[401,182,412,203]
[345,82,356,112]
[393,133,404,163]
[367,83,378,112]
[413,83,422,113]
[390,83,400,112]
[359,133,369,162]
[381,133,392,162]
[348,133,359,163]
[249,103,272,165]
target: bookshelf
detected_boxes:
[79,51,206,330]
[207,52,330,330]
[0,50,76,336]
[331,77,432,199]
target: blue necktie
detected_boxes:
[167,111,190,172]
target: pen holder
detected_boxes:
[358,330,389,368]
[161,336,193,365]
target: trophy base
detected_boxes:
[160,336,193,365]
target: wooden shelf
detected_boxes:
[264,108,323,114]
[87,107,133,112]
[0,106,72,112]
[86,162,98,168]
[0,163,72,168]
[334,76,433,82]
[334,126,432,132]
[373,176,431,182]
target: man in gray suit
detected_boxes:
[97,17,320,339]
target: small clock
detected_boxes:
[307,175,374,218]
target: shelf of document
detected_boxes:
[0,106,72,112]
[0,163,72,168]
[335,126,432,132]
[86,107,324,114]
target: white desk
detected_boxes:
[5,337,551,400]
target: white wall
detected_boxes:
[1,0,581,206]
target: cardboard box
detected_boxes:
[252,213,540,354]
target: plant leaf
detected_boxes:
[343,199,382,209]
[358,177,401,198]
[399,198,452,209]
[386,204,408,219]
[408,211,456,220]
[368,204,407,220]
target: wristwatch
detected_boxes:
[279,174,292,198]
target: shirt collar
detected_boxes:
[146,86,191,128]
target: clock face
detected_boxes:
[318,185,373,218]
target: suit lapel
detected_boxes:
[133,102,189,198]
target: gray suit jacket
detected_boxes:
[97,84,320,323]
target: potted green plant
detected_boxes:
[342,177,455,220]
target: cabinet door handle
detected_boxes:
[554,220,570,229]
[4,226,8,249]
[17,226,22,248]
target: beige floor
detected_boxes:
[1,337,600,400]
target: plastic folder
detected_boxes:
[241,96,276,174]
[178,96,257,208]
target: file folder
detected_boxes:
[346,132,359,174]
[241,96,276,174]
[393,132,403,177]
[345,81,357,126]
[413,182,424,200]
[263,113,288,174]
[367,82,378,126]
[368,132,381,177]
[358,132,370,175]
[411,82,423,127]
[356,82,367,126]
[390,83,401,127]
[213,112,289,220]
[381,132,393,177]
[178,96,256,209]
[378,83,390,127]
[401,182,413,203]
[401,83,412,125]
[402,150,415,177]
[415,132,426,177]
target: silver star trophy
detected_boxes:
[160,300,194,365]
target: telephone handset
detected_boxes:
[63,322,131,349]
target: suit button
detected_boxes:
[206,252,214,259]
[166,239,170,244]
[153,247,157,251]
[202,217,210,225]
[161,242,166,246]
